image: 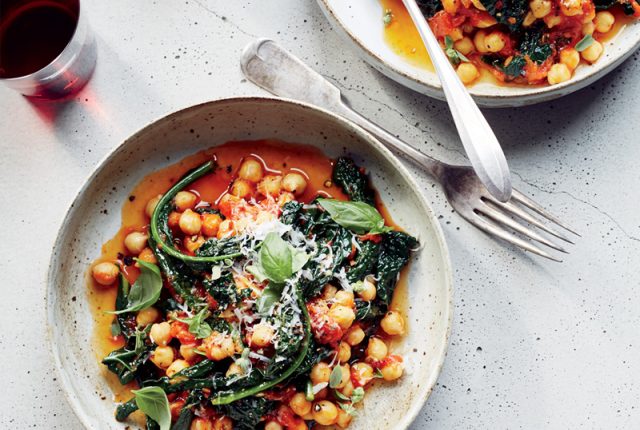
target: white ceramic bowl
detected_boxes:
[317,0,640,107]
[47,97,453,429]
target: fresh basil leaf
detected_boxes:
[291,248,309,273]
[109,260,162,314]
[259,232,293,283]
[256,282,285,314]
[575,34,595,52]
[110,319,122,337]
[334,389,350,401]
[329,365,342,388]
[317,199,389,234]
[351,387,365,403]
[176,308,212,339]
[457,51,470,63]
[131,386,171,430]
[444,35,454,50]
[339,402,359,417]
[246,264,269,283]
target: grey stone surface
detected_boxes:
[0,0,638,428]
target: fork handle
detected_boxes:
[332,99,446,179]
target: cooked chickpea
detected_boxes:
[251,324,275,348]
[137,247,157,264]
[310,362,331,384]
[340,380,355,397]
[174,191,198,211]
[582,21,595,35]
[168,211,181,229]
[338,341,352,363]
[217,219,234,239]
[290,392,312,416]
[334,290,355,307]
[184,235,205,254]
[203,332,235,361]
[312,401,338,426]
[594,10,615,33]
[454,37,474,55]
[190,417,213,430]
[166,359,190,378]
[230,179,253,199]
[282,173,308,196]
[322,284,338,300]
[201,213,223,237]
[328,305,356,330]
[351,362,374,386]
[213,416,233,430]
[178,344,199,362]
[366,337,388,361]
[545,15,562,28]
[381,311,406,336]
[529,0,551,18]
[179,209,202,235]
[581,40,603,63]
[92,262,119,286]
[257,175,282,197]
[381,359,404,381]
[336,408,353,428]
[484,31,506,53]
[145,194,162,218]
[124,231,148,255]
[150,321,172,346]
[136,307,160,327]
[344,325,365,346]
[335,364,351,389]
[457,63,480,84]
[226,362,244,377]
[473,30,488,53]
[357,277,377,302]
[560,0,582,16]
[238,158,264,183]
[278,191,295,207]
[442,0,459,14]
[560,48,580,70]
[470,0,486,10]
[150,346,174,369]
[523,11,536,26]
[547,63,572,85]
[264,422,283,430]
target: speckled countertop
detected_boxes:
[1,1,639,429]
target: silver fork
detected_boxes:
[240,39,579,261]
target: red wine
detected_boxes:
[0,1,79,78]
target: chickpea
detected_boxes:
[547,63,572,85]
[381,359,404,381]
[366,337,388,361]
[203,331,235,361]
[582,21,595,35]
[251,324,275,348]
[150,321,172,346]
[91,262,119,286]
[191,418,213,430]
[336,408,353,428]
[381,311,406,336]
[328,305,356,330]
[523,11,536,26]
[544,15,563,28]
[357,277,377,302]
[226,362,244,377]
[344,325,365,346]
[337,341,352,363]
[238,158,264,183]
[594,10,615,33]
[136,307,160,327]
[179,344,200,362]
[150,346,174,369]
[334,290,355,307]
[560,0,582,16]
[184,235,205,253]
[278,191,295,207]
[174,191,198,211]
[230,179,253,199]
[213,416,233,430]
[470,0,486,10]
[137,247,157,264]
[454,37,474,55]
[265,422,283,430]
[290,392,312,416]
[442,0,459,14]
[124,231,148,255]
[530,0,551,18]
[257,175,283,197]
[179,209,202,235]
[168,211,181,229]
[457,63,480,84]
[581,40,603,63]
[282,173,308,196]
[340,380,355,397]
[166,359,190,378]
[145,194,162,218]
[217,219,234,239]
[322,284,338,300]
[560,48,580,70]
[449,28,464,41]
[351,362,374,386]
[473,31,488,53]
[312,401,338,426]
[484,31,506,53]
[476,14,497,28]
[335,364,351,389]
[201,213,222,237]
[310,362,332,384]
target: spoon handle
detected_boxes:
[402,0,512,202]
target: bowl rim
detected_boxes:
[46,95,454,430]
[316,0,640,106]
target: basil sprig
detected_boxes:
[175,307,212,339]
[108,260,162,314]
[317,198,392,234]
[575,34,595,52]
[131,386,171,430]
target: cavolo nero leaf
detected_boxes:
[131,386,171,430]
[109,260,162,314]
[317,199,392,235]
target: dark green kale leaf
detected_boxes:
[519,26,552,63]
[376,231,418,305]
[196,236,243,259]
[416,0,443,17]
[219,397,276,430]
[203,272,248,308]
[347,240,381,283]
[332,157,376,205]
[593,0,618,9]
[480,0,529,31]
[102,328,154,385]
[172,409,194,430]
[355,299,386,321]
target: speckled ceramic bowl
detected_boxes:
[317,0,640,107]
[47,97,453,429]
